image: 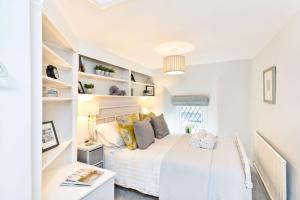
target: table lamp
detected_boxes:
[78,100,99,142]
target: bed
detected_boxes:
[103,133,253,200]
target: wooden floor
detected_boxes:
[115,169,269,200]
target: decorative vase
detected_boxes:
[95,70,101,75]
[86,88,93,94]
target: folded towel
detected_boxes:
[189,131,217,149]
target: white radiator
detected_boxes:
[254,132,287,200]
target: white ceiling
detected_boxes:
[55,0,300,69]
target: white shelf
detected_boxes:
[131,81,155,87]
[43,97,73,102]
[42,140,72,171]
[78,72,128,83]
[42,162,115,200]
[43,76,73,88]
[43,43,72,70]
[79,94,135,98]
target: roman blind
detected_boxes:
[172,95,209,106]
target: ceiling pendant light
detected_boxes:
[163,55,186,75]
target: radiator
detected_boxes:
[254,132,287,200]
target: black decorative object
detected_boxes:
[42,121,59,153]
[79,55,85,72]
[46,65,59,79]
[131,73,136,82]
[78,81,85,94]
[109,85,126,96]
[146,86,155,96]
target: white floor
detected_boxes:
[115,169,269,200]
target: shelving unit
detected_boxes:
[40,14,78,200]
[78,55,155,98]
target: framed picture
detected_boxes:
[42,121,59,152]
[263,66,276,104]
[78,81,85,94]
[146,86,155,96]
[131,73,136,82]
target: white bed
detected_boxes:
[104,134,252,200]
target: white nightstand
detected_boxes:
[78,142,104,168]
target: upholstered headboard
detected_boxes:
[95,104,141,124]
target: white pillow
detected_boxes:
[94,122,124,147]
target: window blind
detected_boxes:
[172,95,209,106]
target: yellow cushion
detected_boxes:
[116,115,138,150]
[139,112,156,121]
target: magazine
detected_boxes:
[61,168,104,187]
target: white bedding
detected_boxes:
[104,134,181,196]
[104,134,252,199]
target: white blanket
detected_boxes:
[104,134,181,196]
[104,134,252,199]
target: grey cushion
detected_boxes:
[151,114,170,139]
[133,120,155,149]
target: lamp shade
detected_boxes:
[163,55,186,75]
[78,100,99,116]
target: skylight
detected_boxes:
[89,0,126,10]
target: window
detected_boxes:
[177,105,207,133]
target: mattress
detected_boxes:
[104,134,181,196]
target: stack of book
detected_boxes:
[43,86,59,97]
[61,168,104,187]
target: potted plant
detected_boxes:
[185,125,193,134]
[108,68,115,77]
[94,65,102,75]
[143,89,149,96]
[84,83,95,94]
[101,66,109,76]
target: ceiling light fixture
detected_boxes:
[163,55,186,75]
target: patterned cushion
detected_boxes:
[139,112,156,121]
[116,114,139,150]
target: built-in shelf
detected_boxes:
[42,140,72,171]
[43,43,72,70]
[78,72,128,83]
[43,97,73,102]
[43,76,73,88]
[79,94,135,98]
[131,81,155,87]
[78,94,154,98]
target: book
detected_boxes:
[61,168,104,187]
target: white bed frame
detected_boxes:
[254,131,287,200]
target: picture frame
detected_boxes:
[146,85,155,96]
[78,81,85,94]
[131,73,136,82]
[42,121,59,152]
[263,66,276,104]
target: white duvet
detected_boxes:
[104,134,181,196]
[104,134,252,199]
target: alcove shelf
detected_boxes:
[131,81,155,87]
[43,43,72,70]
[43,97,73,102]
[78,72,129,83]
[43,76,73,88]
[42,139,72,171]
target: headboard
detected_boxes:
[96,104,141,124]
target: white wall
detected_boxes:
[0,1,32,199]
[151,60,252,154]
[250,12,300,200]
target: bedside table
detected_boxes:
[78,142,104,168]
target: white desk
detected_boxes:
[43,162,115,200]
